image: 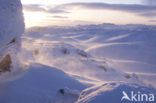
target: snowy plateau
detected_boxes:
[1,24,155,103]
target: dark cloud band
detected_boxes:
[23,2,156,18]
[23,4,69,14]
[57,2,156,17]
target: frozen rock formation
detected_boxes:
[0,0,24,76]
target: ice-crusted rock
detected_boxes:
[52,87,80,103]
[0,0,25,78]
[0,0,24,47]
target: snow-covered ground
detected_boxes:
[1,23,156,103]
[22,24,156,86]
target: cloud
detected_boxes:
[23,4,45,12]
[23,4,69,14]
[23,3,156,18]
[48,8,70,14]
[142,0,156,6]
[52,16,68,19]
[148,20,156,22]
[57,3,156,12]
[139,12,156,17]
[56,2,156,17]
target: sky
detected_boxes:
[21,0,156,28]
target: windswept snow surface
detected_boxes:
[77,82,156,103]
[22,24,156,86]
[1,23,156,103]
[0,63,87,103]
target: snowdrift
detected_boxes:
[77,82,156,103]
[0,63,87,103]
[22,24,156,86]
[0,64,155,103]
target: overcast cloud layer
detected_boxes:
[23,2,156,18]
[24,4,69,14]
[142,0,156,5]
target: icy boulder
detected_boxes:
[52,87,80,103]
[0,0,24,47]
[0,0,25,78]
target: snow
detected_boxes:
[0,63,88,103]
[77,82,156,103]
[1,7,156,102]
[0,0,24,47]
[0,64,155,103]
[7,23,154,102]
[22,24,156,85]
[21,40,141,84]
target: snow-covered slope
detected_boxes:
[77,82,156,103]
[0,63,88,103]
[0,64,155,103]
[1,23,156,103]
[22,24,156,87]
